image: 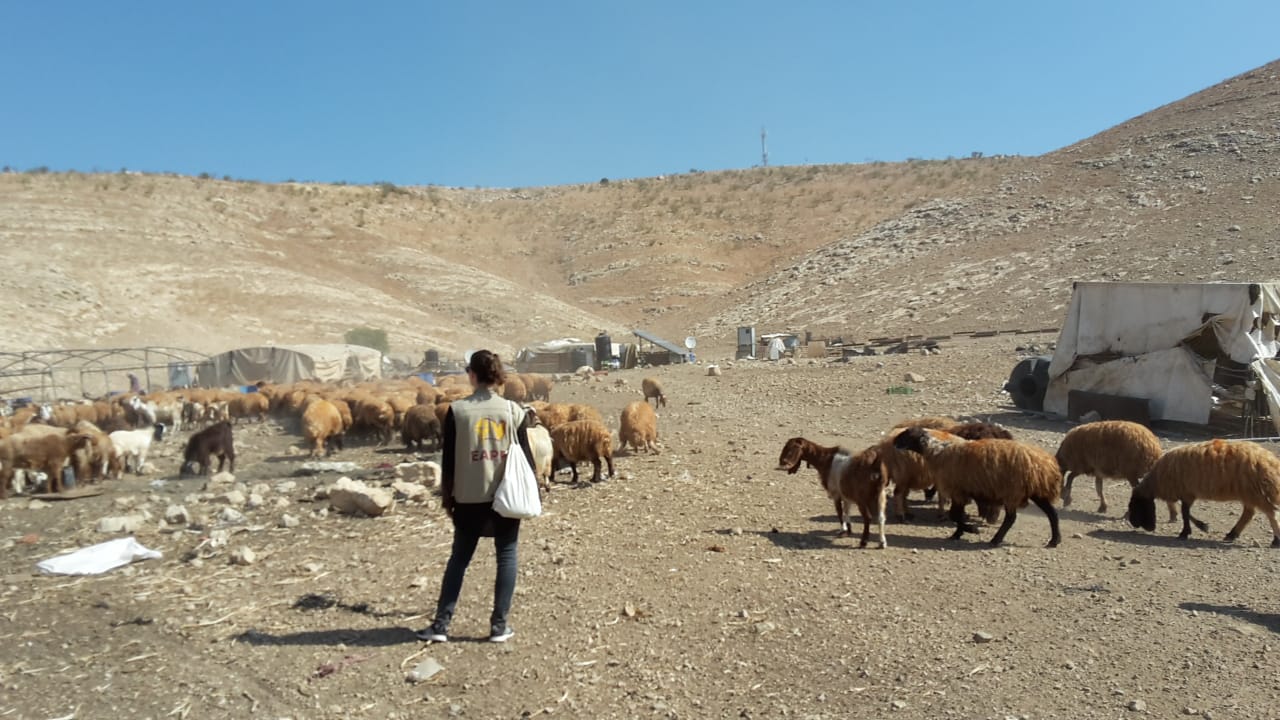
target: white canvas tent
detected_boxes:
[1044,282,1280,426]
[196,344,383,387]
[514,338,638,373]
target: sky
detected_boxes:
[2,2,1278,188]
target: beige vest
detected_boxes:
[450,389,522,504]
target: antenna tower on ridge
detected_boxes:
[761,127,769,167]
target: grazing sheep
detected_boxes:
[179,421,235,476]
[893,427,1062,548]
[302,399,345,458]
[641,377,666,408]
[549,420,615,484]
[108,424,166,476]
[1128,439,1280,546]
[433,401,451,429]
[501,376,528,403]
[778,437,889,546]
[619,400,659,454]
[535,403,573,430]
[330,399,354,432]
[526,424,553,492]
[353,397,395,445]
[71,420,119,484]
[522,374,553,401]
[566,403,605,427]
[1058,420,1174,520]
[886,421,1011,522]
[229,393,270,424]
[415,386,441,406]
[401,404,442,452]
[0,428,94,496]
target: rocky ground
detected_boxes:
[3,336,1280,719]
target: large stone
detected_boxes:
[246,493,266,510]
[217,490,247,507]
[278,513,300,529]
[217,507,247,525]
[392,481,428,502]
[904,372,926,383]
[328,477,395,517]
[164,505,191,525]
[230,547,257,566]
[96,515,147,534]
[406,657,444,683]
[210,471,236,485]
[395,462,441,488]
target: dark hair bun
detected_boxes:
[468,349,506,386]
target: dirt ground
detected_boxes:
[3,335,1279,720]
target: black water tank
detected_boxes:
[424,349,440,366]
[571,347,592,370]
[1005,355,1052,411]
[594,333,612,370]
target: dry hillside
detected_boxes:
[2,59,1278,358]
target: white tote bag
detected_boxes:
[492,402,542,519]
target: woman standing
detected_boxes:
[418,350,534,643]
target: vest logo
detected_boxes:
[474,418,507,442]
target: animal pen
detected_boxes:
[0,346,209,402]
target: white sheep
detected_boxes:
[108,424,166,475]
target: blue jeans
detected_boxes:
[433,515,519,631]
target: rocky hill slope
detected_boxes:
[2,59,1277,358]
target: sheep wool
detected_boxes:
[619,401,659,454]
[1058,420,1173,520]
[549,420,615,484]
[1128,439,1280,546]
[893,427,1062,548]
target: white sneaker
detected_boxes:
[488,625,515,643]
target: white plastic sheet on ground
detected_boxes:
[36,537,162,576]
[1251,358,1280,436]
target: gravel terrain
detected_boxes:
[3,336,1279,719]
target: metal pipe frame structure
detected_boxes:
[0,346,210,401]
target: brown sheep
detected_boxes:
[536,403,573,430]
[641,377,666,408]
[434,401,452,429]
[1128,439,1280,546]
[352,397,395,445]
[229,393,270,424]
[302,399,345,458]
[522,374,553,401]
[884,421,1011,523]
[566,403,605,426]
[619,401,659,454]
[777,437,888,547]
[387,394,416,428]
[330,399,354,432]
[415,386,441,406]
[71,420,120,484]
[402,404,442,452]
[1058,420,1173,521]
[501,376,529,403]
[549,420,615,484]
[893,427,1062,548]
[0,428,94,496]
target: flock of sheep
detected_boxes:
[782,417,1280,550]
[5,371,1279,554]
[0,371,672,500]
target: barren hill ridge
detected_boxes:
[1,58,1277,359]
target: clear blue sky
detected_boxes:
[3,2,1278,188]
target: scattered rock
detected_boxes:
[250,483,271,497]
[395,462,441,487]
[392,481,428,501]
[1227,224,1241,232]
[217,490,247,507]
[972,631,995,644]
[96,515,147,534]
[904,372,926,383]
[891,700,907,710]
[285,445,303,457]
[753,622,777,635]
[279,513,300,529]
[217,507,247,525]
[164,505,191,525]
[210,471,236,485]
[230,547,256,566]
[406,657,444,683]
[706,365,722,377]
[299,461,360,476]
[328,476,395,517]
[246,493,265,510]
[1128,699,1147,712]
[26,499,50,510]
[275,480,298,494]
